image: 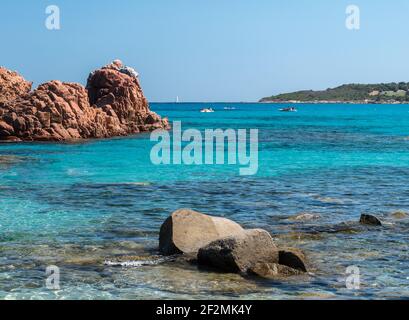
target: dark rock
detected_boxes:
[360,214,382,226]
[295,222,362,235]
[0,155,28,166]
[288,212,320,221]
[197,229,279,274]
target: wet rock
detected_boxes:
[249,262,303,278]
[289,213,320,221]
[159,209,244,255]
[0,61,169,142]
[360,214,382,226]
[297,292,337,299]
[64,256,104,266]
[279,231,325,241]
[197,229,279,274]
[279,248,307,272]
[294,222,361,235]
[390,211,409,219]
[0,136,22,142]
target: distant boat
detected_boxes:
[224,106,236,110]
[279,107,297,112]
[175,96,180,103]
[200,108,215,113]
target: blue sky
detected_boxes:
[1,0,409,102]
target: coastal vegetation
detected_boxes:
[260,82,409,103]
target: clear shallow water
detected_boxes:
[1,103,409,299]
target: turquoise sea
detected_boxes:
[1,103,409,299]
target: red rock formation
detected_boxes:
[0,67,32,104]
[0,61,169,142]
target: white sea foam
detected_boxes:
[104,256,171,267]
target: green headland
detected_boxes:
[260,82,409,104]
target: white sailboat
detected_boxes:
[175,96,180,103]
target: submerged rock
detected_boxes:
[159,209,244,255]
[360,214,382,226]
[159,209,309,279]
[0,155,28,166]
[0,61,169,142]
[288,212,320,221]
[294,222,361,235]
[279,231,325,241]
[249,263,303,278]
[390,211,409,219]
[313,196,344,205]
[197,229,279,274]
[0,67,32,104]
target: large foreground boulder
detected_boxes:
[159,209,244,255]
[0,60,169,142]
[197,229,279,274]
[159,209,308,278]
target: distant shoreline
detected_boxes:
[150,101,409,105]
[260,82,409,105]
[258,100,409,105]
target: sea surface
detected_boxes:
[1,103,409,300]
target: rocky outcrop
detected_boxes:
[0,60,169,142]
[159,209,308,279]
[197,229,279,274]
[159,209,244,255]
[0,67,32,104]
[360,214,382,226]
[0,155,29,167]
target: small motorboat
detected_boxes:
[279,107,297,112]
[200,108,215,113]
[224,106,236,110]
